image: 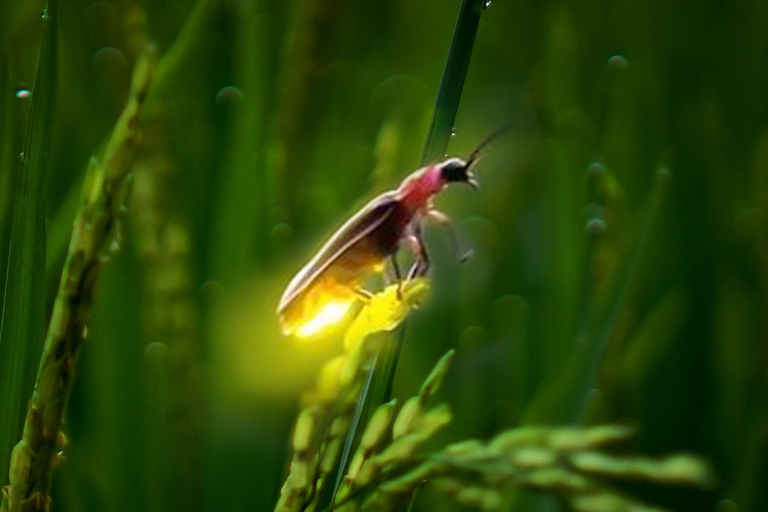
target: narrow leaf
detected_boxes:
[0,0,58,489]
[419,0,485,165]
[332,0,487,503]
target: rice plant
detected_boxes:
[1,0,766,511]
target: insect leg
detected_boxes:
[405,225,430,278]
[380,255,405,298]
[426,209,473,263]
[390,254,404,299]
[382,259,396,284]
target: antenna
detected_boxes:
[465,124,514,170]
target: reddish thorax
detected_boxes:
[396,165,446,213]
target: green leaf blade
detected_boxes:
[419,0,485,165]
[0,0,58,489]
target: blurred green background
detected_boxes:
[1,0,767,511]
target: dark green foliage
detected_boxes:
[0,0,766,511]
[0,0,57,490]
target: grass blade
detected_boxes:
[419,0,485,165]
[569,167,671,422]
[1,48,154,512]
[380,0,486,418]
[0,54,18,335]
[0,0,58,491]
[331,0,487,501]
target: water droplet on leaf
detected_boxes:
[716,499,739,512]
[145,341,168,360]
[607,55,628,69]
[483,0,492,9]
[109,222,122,253]
[585,218,607,234]
[587,162,606,176]
[16,89,31,99]
[216,86,244,106]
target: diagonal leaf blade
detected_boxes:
[332,0,486,503]
[419,0,485,165]
[0,54,17,333]
[0,0,58,489]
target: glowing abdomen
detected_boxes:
[279,241,388,338]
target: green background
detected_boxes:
[1,0,766,511]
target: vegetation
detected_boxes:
[1,0,766,511]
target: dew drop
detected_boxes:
[270,222,293,244]
[607,54,628,69]
[19,151,25,161]
[109,222,122,253]
[585,218,607,235]
[450,126,457,137]
[81,325,89,340]
[145,341,168,359]
[483,0,492,8]
[216,86,243,106]
[716,499,738,512]
[587,162,606,176]
[15,89,31,99]
[41,9,47,19]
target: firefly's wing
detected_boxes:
[278,191,401,313]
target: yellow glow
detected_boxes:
[344,278,430,351]
[295,300,354,338]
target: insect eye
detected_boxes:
[440,159,469,182]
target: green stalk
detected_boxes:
[332,0,486,502]
[142,0,220,112]
[0,0,223,503]
[0,0,57,492]
[568,168,671,423]
[419,0,485,166]
[378,0,486,427]
[132,161,202,512]
[0,54,16,338]
[0,51,154,512]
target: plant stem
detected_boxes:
[331,0,487,503]
[0,0,57,492]
[419,0,485,166]
[1,51,155,512]
[380,0,486,423]
[569,168,671,423]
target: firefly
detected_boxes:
[278,129,508,337]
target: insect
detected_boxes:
[278,130,507,338]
